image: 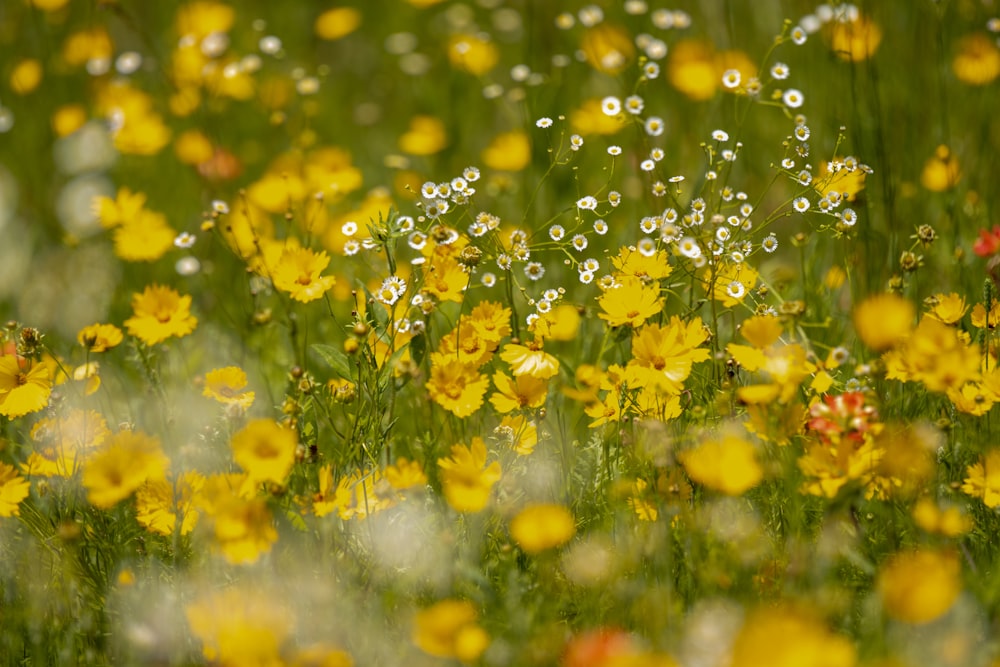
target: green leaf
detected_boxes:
[312,343,353,379]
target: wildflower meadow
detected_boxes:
[3,0,1000,664]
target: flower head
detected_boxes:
[271,247,337,302]
[230,418,297,486]
[82,430,169,508]
[0,356,51,419]
[124,284,198,346]
[437,438,501,513]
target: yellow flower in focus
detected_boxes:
[680,429,763,496]
[829,16,882,62]
[413,599,489,663]
[10,59,42,95]
[186,587,292,665]
[481,130,531,172]
[437,438,501,513]
[124,284,198,346]
[580,23,635,74]
[953,33,1000,85]
[598,276,662,328]
[853,293,914,351]
[731,605,856,667]
[971,301,1000,329]
[706,261,758,307]
[82,430,169,509]
[510,503,576,554]
[0,463,31,517]
[921,145,962,191]
[77,323,123,352]
[399,115,448,156]
[231,419,297,486]
[926,292,968,324]
[135,471,204,536]
[271,247,337,303]
[962,448,1000,507]
[315,7,361,40]
[113,210,176,262]
[878,549,961,624]
[498,340,560,379]
[0,356,51,419]
[629,317,710,394]
[490,371,548,413]
[570,98,627,136]
[427,362,489,418]
[497,414,538,456]
[203,366,255,410]
[467,301,512,343]
[448,34,499,75]
[611,246,673,281]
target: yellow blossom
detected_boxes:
[186,587,292,666]
[135,471,205,536]
[921,145,961,192]
[0,356,51,419]
[496,414,538,456]
[206,492,279,564]
[509,503,576,554]
[0,463,31,517]
[598,276,662,328]
[498,340,559,379]
[953,33,1000,85]
[10,59,43,95]
[680,429,763,495]
[481,130,531,172]
[962,448,1000,507]
[77,323,123,352]
[23,409,108,478]
[314,7,361,40]
[437,438,501,513]
[124,285,198,346]
[448,34,499,75]
[490,371,548,413]
[94,187,147,229]
[230,419,297,487]
[203,366,255,410]
[399,115,448,156]
[611,246,673,281]
[427,362,489,418]
[82,430,169,509]
[580,23,635,74]
[913,498,972,537]
[384,458,427,491]
[927,292,968,324]
[271,247,337,303]
[853,293,914,351]
[878,549,961,624]
[570,98,627,136]
[731,605,856,667]
[829,16,882,62]
[412,599,490,663]
[971,301,1000,329]
[628,317,710,394]
[815,159,867,201]
[112,209,176,262]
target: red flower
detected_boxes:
[563,629,635,667]
[973,226,1000,258]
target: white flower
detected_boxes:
[782,88,804,108]
[721,69,741,89]
[577,195,598,210]
[536,117,553,128]
[601,96,622,116]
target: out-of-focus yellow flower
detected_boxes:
[481,130,531,172]
[853,293,914,351]
[51,104,87,137]
[0,463,31,517]
[175,1,234,40]
[497,414,538,456]
[731,604,856,667]
[953,33,1000,85]
[448,33,499,75]
[77,323,123,352]
[490,370,548,413]
[921,145,962,191]
[29,0,70,10]
[384,458,427,490]
[82,430,170,509]
[437,438,501,513]
[135,471,204,536]
[680,428,763,496]
[913,497,972,537]
[174,129,215,165]
[399,115,448,156]
[315,7,361,40]
[186,587,292,665]
[94,187,146,229]
[570,98,627,136]
[203,366,255,410]
[23,409,109,478]
[878,549,961,624]
[62,27,113,68]
[10,59,42,95]
[113,209,176,262]
[510,503,576,554]
[580,23,635,74]
[668,40,718,100]
[740,315,783,349]
[815,159,866,201]
[231,418,297,487]
[412,599,489,663]
[829,16,882,62]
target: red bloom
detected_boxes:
[563,629,635,667]
[973,225,1000,258]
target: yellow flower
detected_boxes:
[828,16,882,62]
[667,40,719,101]
[62,27,113,67]
[0,356,51,419]
[51,104,87,137]
[705,261,758,307]
[175,1,234,39]
[731,604,856,667]
[853,293,913,351]
[82,430,169,508]
[740,315,783,348]
[570,98,627,136]
[173,129,214,164]
[314,7,361,40]
[438,438,501,513]
[962,448,1000,507]
[878,549,961,624]
[135,471,204,536]
[815,159,867,201]
[186,587,292,666]
[203,366,255,410]
[953,33,1000,85]
[10,59,43,95]
[112,209,176,262]
[509,503,576,554]
[398,115,448,156]
[629,317,710,394]
[467,301,512,343]
[598,276,662,328]
[680,429,763,495]
[206,492,279,564]
[0,463,31,517]
[271,247,337,303]
[611,246,673,281]
[94,187,147,230]
[412,599,489,663]
[971,301,1000,329]
[427,362,489,418]
[433,321,496,369]
[531,304,581,341]
[921,145,961,192]
[23,409,109,478]
[231,419,297,486]
[498,340,560,379]
[926,292,968,324]
[384,458,428,491]
[580,23,635,74]
[77,323,124,352]
[913,498,972,537]
[448,34,499,75]
[422,255,469,303]
[124,284,198,346]
[496,414,538,456]
[489,371,548,413]
[481,130,531,172]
